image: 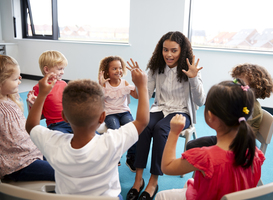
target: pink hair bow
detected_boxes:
[241,85,249,91]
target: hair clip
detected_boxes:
[241,85,250,91]
[238,117,246,123]
[243,107,249,114]
[233,79,238,84]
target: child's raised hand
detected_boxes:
[127,58,147,88]
[27,90,37,105]
[38,72,57,97]
[127,58,140,71]
[98,71,110,86]
[170,114,186,135]
[182,55,203,78]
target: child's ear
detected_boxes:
[62,110,69,123]
[207,110,216,122]
[98,111,106,124]
[43,66,49,74]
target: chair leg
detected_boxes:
[193,131,197,140]
[257,179,263,186]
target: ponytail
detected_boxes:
[230,120,256,168]
[205,79,256,168]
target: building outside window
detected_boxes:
[189,0,273,52]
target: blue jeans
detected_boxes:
[4,159,55,181]
[48,121,73,134]
[135,111,190,175]
[105,112,136,158]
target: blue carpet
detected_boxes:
[19,92,273,199]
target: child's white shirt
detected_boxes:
[30,122,138,197]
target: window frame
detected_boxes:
[20,0,130,44]
[21,0,58,40]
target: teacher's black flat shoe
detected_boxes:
[138,185,158,200]
[126,178,145,200]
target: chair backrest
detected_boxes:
[256,109,273,154]
[0,181,119,200]
[220,182,273,200]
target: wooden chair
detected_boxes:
[220,182,273,200]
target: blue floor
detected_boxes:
[19,92,273,199]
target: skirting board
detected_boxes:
[21,73,70,83]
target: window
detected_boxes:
[21,0,130,43]
[189,0,273,52]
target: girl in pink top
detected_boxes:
[98,56,138,171]
[0,55,54,181]
[156,79,265,200]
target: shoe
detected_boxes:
[126,157,136,172]
[118,161,121,166]
[139,185,158,200]
[126,178,145,200]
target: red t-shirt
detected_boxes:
[33,80,67,126]
[182,145,265,200]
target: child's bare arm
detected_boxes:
[125,80,138,99]
[26,73,57,133]
[161,114,198,175]
[127,59,149,134]
[130,88,138,99]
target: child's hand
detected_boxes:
[27,90,37,105]
[182,55,203,78]
[38,73,57,97]
[127,58,147,88]
[170,114,186,135]
[98,71,110,86]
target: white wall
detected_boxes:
[0,7,2,42]
[1,0,273,108]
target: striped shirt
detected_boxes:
[0,97,42,178]
[150,66,189,117]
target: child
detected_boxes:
[127,31,205,200]
[186,63,273,150]
[27,50,72,133]
[155,79,265,200]
[25,59,149,198]
[231,64,273,133]
[0,55,54,181]
[98,56,138,171]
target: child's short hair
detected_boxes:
[39,50,68,75]
[231,63,273,99]
[62,79,104,127]
[98,56,127,80]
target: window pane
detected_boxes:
[190,0,273,52]
[29,0,52,35]
[58,0,130,43]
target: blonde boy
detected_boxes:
[27,50,72,133]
